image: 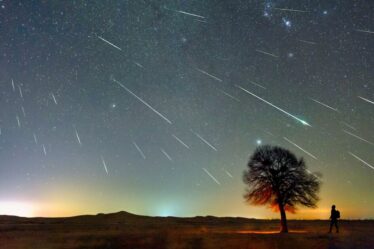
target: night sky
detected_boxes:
[0,0,373,219]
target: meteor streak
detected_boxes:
[172,134,190,149]
[255,49,278,58]
[249,80,267,89]
[177,10,205,19]
[16,115,21,127]
[297,39,316,45]
[342,130,374,146]
[355,29,374,34]
[133,142,146,159]
[273,7,310,13]
[283,137,318,160]
[33,133,38,144]
[310,98,339,112]
[196,68,223,82]
[348,152,374,170]
[42,144,47,156]
[358,96,374,105]
[51,93,58,105]
[98,36,122,51]
[218,89,240,102]
[74,127,82,146]
[235,85,311,127]
[306,169,321,179]
[340,122,356,131]
[165,7,206,19]
[134,62,144,68]
[161,149,173,161]
[202,168,220,185]
[225,170,233,178]
[101,156,109,175]
[192,130,218,151]
[18,85,23,99]
[113,78,172,124]
[11,79,15,91]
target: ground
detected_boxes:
[0,212,373,249]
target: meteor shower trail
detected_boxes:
[113,78,172,124]
[11,79,15,91]
[98,36,122,51]
[310,98,339,112]
[51,93,58,105]
[161,149,173,161]
[74,127,82,146]
[133,142,146,159]
[255,49,279,58]
[101,156,109,175]
[196,68,223,82]
[273,7,310,13]
[172,134,190,149]
[236,85,311,127]
[348,152,374,170]
[225,170,233,178]
[191,130,218,151]
[355,29,374,34]
[203,168,221,185]
[283,137,318,160]
[249,80,267,89]
[342,130,374,146]
[358,96,374,105]
[165,7,206,19]
[218,89,240,102]
[297,39,317,45]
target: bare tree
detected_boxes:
[243,145,321,233]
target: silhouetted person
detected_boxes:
[329,205,340,233]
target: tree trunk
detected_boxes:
[279,203,288,233]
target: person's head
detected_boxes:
[332,205,336,210]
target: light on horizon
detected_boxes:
[0,201,36,217]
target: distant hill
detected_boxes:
[1,211,373,249]
[0,210,255,226]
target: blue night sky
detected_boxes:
[0,0,373,219]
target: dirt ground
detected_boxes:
[0,212,373,249]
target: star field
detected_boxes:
[0,0,373,218]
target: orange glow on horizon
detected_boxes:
[236,230,307,234]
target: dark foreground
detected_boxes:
[0,211,373,249]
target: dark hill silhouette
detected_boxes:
[0,211,373,249]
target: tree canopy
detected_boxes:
[243,145,321,232]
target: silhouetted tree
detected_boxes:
[243,145,321,233]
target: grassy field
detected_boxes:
[0,211,373,249]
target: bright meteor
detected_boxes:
[235,85,311,127]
